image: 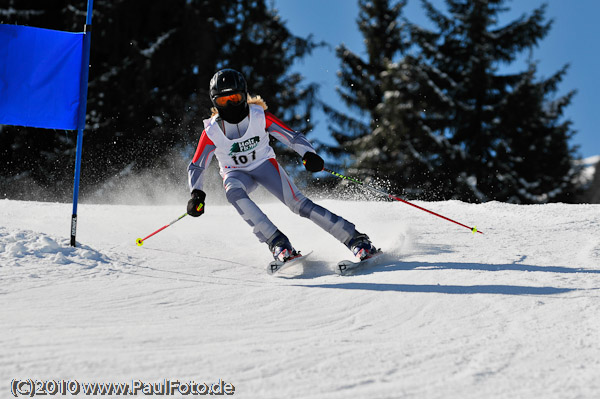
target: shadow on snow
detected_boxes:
[297,282,575,296]
[290,256,598,295]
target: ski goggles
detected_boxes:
[214,93,244,107]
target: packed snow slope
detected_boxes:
[1,197,599,398]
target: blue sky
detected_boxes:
[272,0,598,159]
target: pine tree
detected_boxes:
[493,63,579,203]
[323,0,408,172]
[373,54,458,199]
[400,0,580,202]
[323,0,458,199]
[0,0,320,201]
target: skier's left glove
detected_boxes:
[302,151,324,173]
[187,189,206,217]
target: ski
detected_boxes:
[267,250,313,275]
[335,251,383,276]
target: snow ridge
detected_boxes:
[0,227,108,267]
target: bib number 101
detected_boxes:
[231,150,256,165]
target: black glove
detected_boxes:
[187,189,206,217]
[302,151,324,173]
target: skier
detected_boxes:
[186,68,378,263]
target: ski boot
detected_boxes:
[346,232,379,261]
[267,230,298,263]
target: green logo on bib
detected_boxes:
[229,136,260,155]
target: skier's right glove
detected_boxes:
[187,189,206,217]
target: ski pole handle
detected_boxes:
[136,212,188,246]
[323,168,483,234]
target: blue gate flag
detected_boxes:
[0,24,84,130]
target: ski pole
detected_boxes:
[323,168,483,234]
[135,211,193,246]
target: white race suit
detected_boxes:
[188,104,356,246]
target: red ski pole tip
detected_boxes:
[136,238,144,246]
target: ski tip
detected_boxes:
[266,250,313,275]
[336,250,384,276]
[267,262,282,275]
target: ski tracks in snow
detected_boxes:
[2,200,600,398]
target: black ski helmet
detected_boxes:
[209,69,249,124]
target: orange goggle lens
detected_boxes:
[215,93,243,107]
